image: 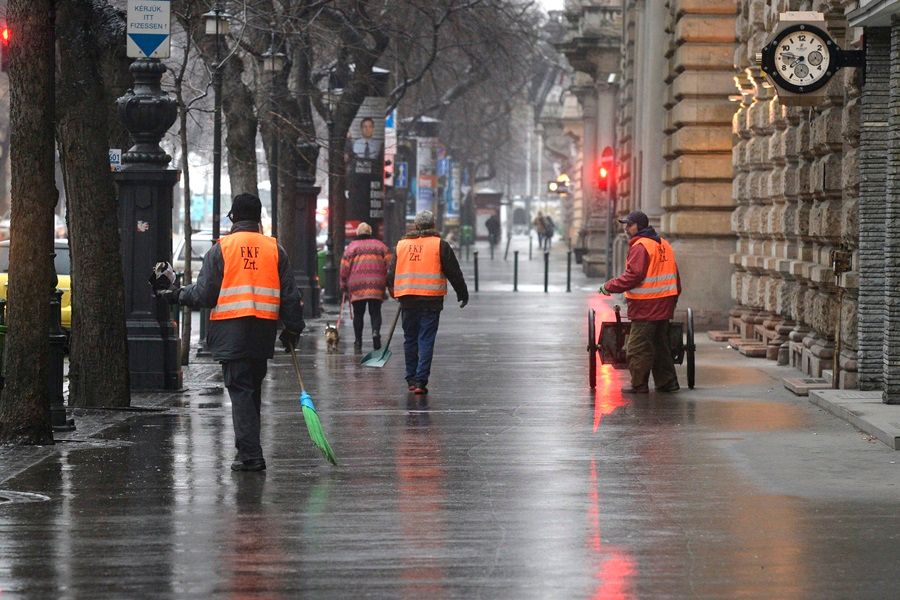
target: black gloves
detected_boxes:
[458,292,469,309]
[279,328,300,351]
[150,261,175,292]
[149,261,181,303]
[157,288,182,305]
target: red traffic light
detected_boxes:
[0,26,9,73]
[598,146,614,193]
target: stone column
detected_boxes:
[858,28,890,391]
[883,17,900,403]
[638,0,667,221]
[573,84,604,276]
[661,0,738,329]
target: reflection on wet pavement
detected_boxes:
[1,247,899,598]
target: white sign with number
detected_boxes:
[126,0,171,59]
[109,148,122,172]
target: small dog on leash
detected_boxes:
[324,323,340,353]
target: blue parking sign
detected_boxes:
[396,162,408,189]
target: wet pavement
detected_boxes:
[1,235,899,599]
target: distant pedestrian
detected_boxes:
[533,211,546,249]
[388,210,469,395]
[542,215,556,250]
[158,193,305,471]
[485,213,501,249]
[598,210,680,394]
[340,222,392,353]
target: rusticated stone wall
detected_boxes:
[731,0,861,387]
[857,27,889,391]
[614,0,738,329]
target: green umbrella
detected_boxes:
[288,344,338,466]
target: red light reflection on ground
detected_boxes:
[588,294,629,432]
[588,459,636,599]
[593,367,628,432]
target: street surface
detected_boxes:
[0,235,898,599]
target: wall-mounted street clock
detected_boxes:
[756,12,864,106]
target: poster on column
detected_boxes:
[446,163,461,225]
[415,137,438,214]
[346,96,386,239]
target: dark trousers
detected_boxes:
[352,299,383,343]
[625,320,678,390]
[401,308,441,387]
[222,358,268,462]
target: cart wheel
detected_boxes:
[588,309,597,389]
[686,307,695,389]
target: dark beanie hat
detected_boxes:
[228,193,262,223]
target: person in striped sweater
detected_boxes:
[340,222,392,353]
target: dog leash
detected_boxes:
[336,293,347,329]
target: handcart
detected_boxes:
[587,305,695,390]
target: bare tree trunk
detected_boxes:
[221,56,258,196]
[55,0,130,408]
[0,132,10,216]
[175,1,259,202]
[0,0,57,444]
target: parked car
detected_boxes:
[172,231,214,274]
[0,239,72,329]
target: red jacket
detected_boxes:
[604,234,680,321]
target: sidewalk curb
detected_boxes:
[809,389,900,450]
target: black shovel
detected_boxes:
[361,308,401,368]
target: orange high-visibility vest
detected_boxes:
[210,231,281,320]
[624,237,678,300]
[394,236,447,297]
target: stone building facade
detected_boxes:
[848,0,900,402]
[562,0,900,400]
[728,0,863,388]
[616,0,738,329]
[556,0,623,277]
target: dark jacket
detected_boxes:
[179,221,305,361]
[604,228,680,321]
[387,230,469,311]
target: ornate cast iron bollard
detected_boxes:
[114,58,182,391]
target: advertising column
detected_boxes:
[346,68,389,239]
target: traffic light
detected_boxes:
[383,158,393,188]
[0,25,9,73]
[598,146,614,192]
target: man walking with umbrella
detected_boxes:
[598,210,680,394]
[388,210,468,395]
[157,193,306,471]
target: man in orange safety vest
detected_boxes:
[159,193,305,471]
[599,210,681,394]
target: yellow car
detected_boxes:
[0,239,72,329]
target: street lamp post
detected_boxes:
[261,36,285,238]
[203,3,230,242]
[197,4,230,358]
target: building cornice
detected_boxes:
[848,0,900,26]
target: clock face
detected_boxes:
[761,24,836,94]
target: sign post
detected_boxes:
[126,0,171,59]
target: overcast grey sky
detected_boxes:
[540,0,565,11]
